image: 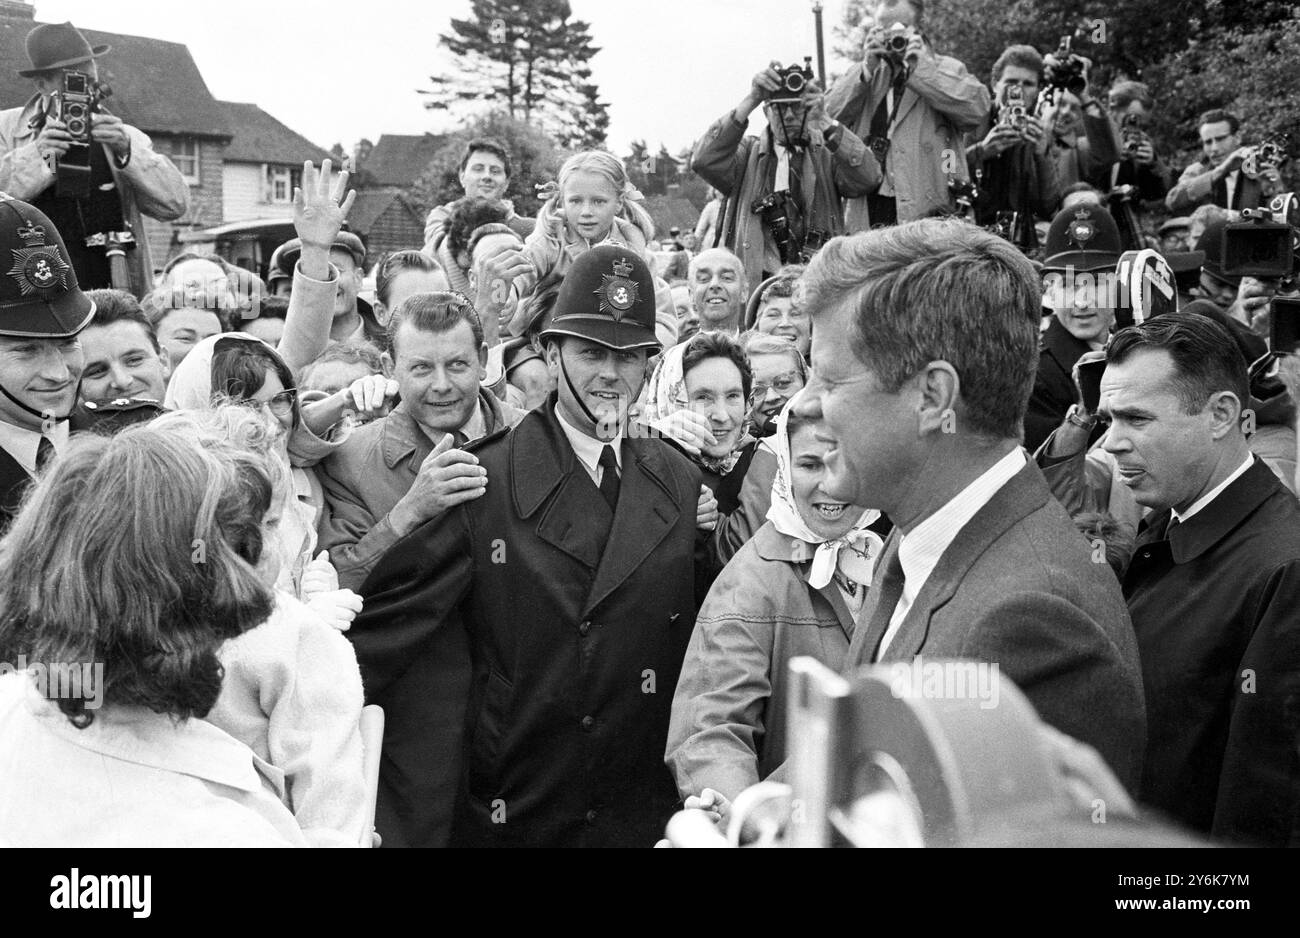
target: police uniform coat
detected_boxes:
[351,394,703,847]
[1025,314,1093,453]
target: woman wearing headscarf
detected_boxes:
[640,331,759,516]
[164,332,373,623]
[666,401,885,808]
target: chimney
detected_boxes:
[0,1,35,20]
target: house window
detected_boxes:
[262,165,302,204]
[172,137,200,185]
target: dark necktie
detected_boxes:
[598,444,620,510]
[853,543,906,663]
[452,429,469,447]
[35,435,55,473]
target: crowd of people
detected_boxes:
[0,5,1296,848]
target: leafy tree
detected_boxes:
[420,0,610,151]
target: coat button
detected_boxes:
[579,620,591,636]
[581,715,595,731]
[586,809,598,824]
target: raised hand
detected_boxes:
[294,158,356,253]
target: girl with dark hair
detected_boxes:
[0,426,308,846]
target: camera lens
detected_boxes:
[887,35,908,53]
[783,71,805,93]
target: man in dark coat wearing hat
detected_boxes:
[351,244,703,847]
[0,22,188,296]
[0,195,95,528]
[1024,203,1122,452]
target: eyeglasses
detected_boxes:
[750,374,803,400]
[241,388,297,417]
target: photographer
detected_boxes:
[691,60,879,290]
[0,22,188,296]
[1167,110,1281,213]
[965,45,1061,251]
[825,0,988,228]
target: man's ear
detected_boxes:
[545,340,562,377]
[158,346,172,382]
[380,350,395,379]
[1206,390,1244,439]
[478,342,488,377]
[915,360,961,436]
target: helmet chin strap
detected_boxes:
[557,347,621,441]
[0,381,70,425]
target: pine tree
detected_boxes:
[421,0,610,150]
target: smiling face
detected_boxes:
[0,334,83,430]
[690,249,745,331]
[1043,271,1116,344]
[796,294,913,508]
[756,294,811,356]
[684,356,746,459]
[563,170,622,244]
[547,337,647,441]
[1099,349,1226,512]
[390,319,486,438]
[78,320,170,403]
[671,284,700,344]
[459,149,509,201]
[749,350,806,422]
[789,421,859,539]
[330,249,362,320]
[153,308,222,371]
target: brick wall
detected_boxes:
[138,133,226,278]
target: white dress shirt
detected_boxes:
[1225,169,1239,209]
[555,404,622,486]
[1172,453,1254,524]
[876,447,1027,659]
[0,418,69,477]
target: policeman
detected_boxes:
[1025,202,1122,451]
[0,195,94,526]
[351,244,704,847]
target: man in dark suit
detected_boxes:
[1100,313,1300,845]
[0,196,95,528]
[351,245,703,847]
[795,219,1146,790]
[1024,203,1121,452]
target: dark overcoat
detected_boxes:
[351,395,703,847]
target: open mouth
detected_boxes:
[427,399,461,409]
[589,390,622,403]
[811,502,847,521]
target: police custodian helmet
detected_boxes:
[0,194,94,337]
[539,244,662,353]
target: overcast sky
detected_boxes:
[34,0,856,156]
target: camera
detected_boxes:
[883,22,915,65]
[999,84,1029,133]
[1242,132,1289,180]
[1120,113,1149,158]
[752,190,826,264]
[770,58,815,105]
[52,69,104,199]
[1222,192,1300,279]
[1040,34,1088,107]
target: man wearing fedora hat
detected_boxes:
[349,244,704,847]
[0,22,188,296]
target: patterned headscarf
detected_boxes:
[765,398,883,592]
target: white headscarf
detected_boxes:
[765,399,884,592]
[639,338,750,475]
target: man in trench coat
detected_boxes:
[351,244,703,847]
